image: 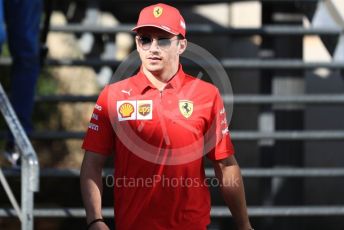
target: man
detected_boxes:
[0,0,42,167]
[81,3,253,230]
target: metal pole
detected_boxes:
[21,157,34,230]
[0,83,39,230]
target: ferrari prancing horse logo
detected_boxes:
[179,100,193,118]
[153,6,163,18]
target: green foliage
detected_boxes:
[1,42,10,57]
[37,68,58,96]
[33,67,59,130]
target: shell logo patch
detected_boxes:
[153,6,163,18]
[179,100,193,118]
[119,103,135,118]
[117,100,136,121]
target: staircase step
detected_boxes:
[3,168,344,178]
[1,206,343,218]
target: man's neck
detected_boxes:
[142,66,179,91]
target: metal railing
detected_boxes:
[3,167,344,178]
[0,83,40,230]
[49,24,343,35]
[32,94,344,104]
[1,206,344,217]
[0,206,337,218]
[2,57,344,69]
[3,53,344,69]
[0,130,341,141]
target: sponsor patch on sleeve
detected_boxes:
[88,123,99,131]
[91,113,99,121]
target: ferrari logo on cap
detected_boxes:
[153,6,163,18]
[179,100,193,118]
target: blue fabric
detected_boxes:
[0,0,5,46]
[1,0,42,143]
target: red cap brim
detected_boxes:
[132,24,179,36]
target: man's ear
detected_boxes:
[135,36,140,51]
[178,39,187,55]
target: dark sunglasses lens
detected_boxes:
[139,37,151,45]
[158,38,172,48]
[139,36,152,49]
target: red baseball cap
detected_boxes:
[132,3,186,38]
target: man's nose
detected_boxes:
[150,39,161,51]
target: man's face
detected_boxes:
[136,27,187,75]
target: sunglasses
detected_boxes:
[137,36,179,50]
